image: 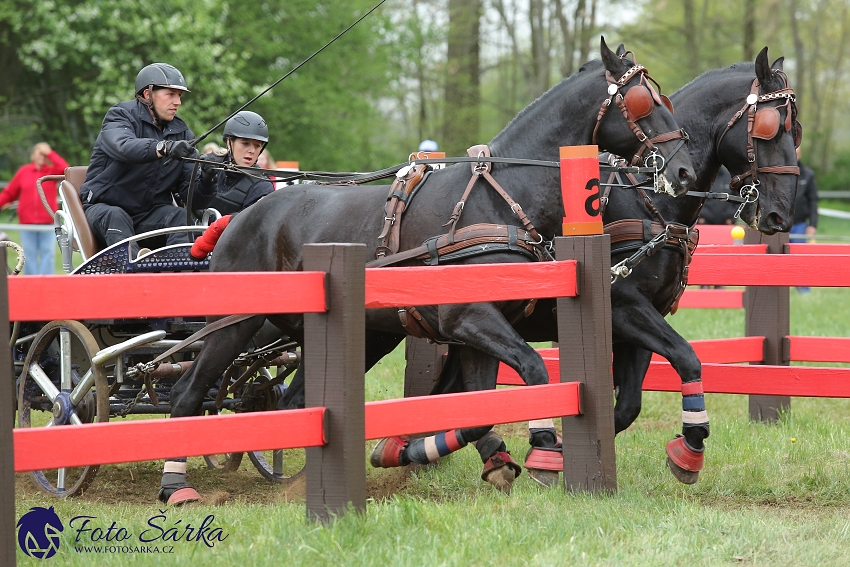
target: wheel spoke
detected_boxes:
[57,468,66,491]
[273,450,283,475]
[60,328,73,390]
[29,362,60,402]
[69,368,94,406]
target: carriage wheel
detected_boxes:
[243,371,304,484]
[17,320,108,498]
[202,408,244,472]
[247,448,305,484]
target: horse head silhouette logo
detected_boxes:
[16,506,64,559]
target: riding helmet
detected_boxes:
[135,63,191,96]
[223,111,269,143]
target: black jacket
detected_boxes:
[192,153,274,215]
[80,100,195,216]
[794,161,818,227]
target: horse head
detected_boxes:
[594,37,696,196]
[716,47,801,233]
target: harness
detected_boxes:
[605,69,803,314]
[592,60,689,196]
[367,145,550,343]
[715,71,802,215]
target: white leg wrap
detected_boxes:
[528,419,555,430]
[682,410,709,425]
[163,461,187,474]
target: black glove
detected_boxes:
[162,140,197,159]
[200,160,218,183]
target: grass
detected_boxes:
[12,214,850,565]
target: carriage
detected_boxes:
[11,166,303,498]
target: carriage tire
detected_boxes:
[17,320,109,498]
[202,409,244,471]
[247,449,305,484]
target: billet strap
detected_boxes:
[376,164,429,258]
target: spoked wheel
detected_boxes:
[203,408,244,472]
[247,448,305,484]
[244,369,304,484]
[17,320,108,498]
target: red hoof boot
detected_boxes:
[665,434,704,485]
[370,436,409,468]
[481,451,522,494]
[159,487,201,506]
[525,446,563,488]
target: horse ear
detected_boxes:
[755,46,772,85]
[600,36,624,79]
[771,56,785,71]
[616,43,626,57]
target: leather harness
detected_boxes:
[367,145,548,342]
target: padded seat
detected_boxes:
[59,166,101,260]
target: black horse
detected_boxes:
[439,46,801,487]
[156,38,695,503]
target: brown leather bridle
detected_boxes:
[592,62,689,176]
[715,70,802,214]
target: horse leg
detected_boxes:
[372,344,522,492]
[614,304,708,484]
[279,330,404,410]
[159,315,267,505]
[612,343,653,434]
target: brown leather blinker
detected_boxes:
[752,107,780,140]
[623,85,654,121]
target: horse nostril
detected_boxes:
[678,168,692,186]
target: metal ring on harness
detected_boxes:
[644,152,665,171]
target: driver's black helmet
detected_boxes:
[222,111,269,143]
[135,63,190,96]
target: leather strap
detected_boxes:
[376,164,429,258]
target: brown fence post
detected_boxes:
[404,339,446,398]
[556,235,616,492]
[303,243,366,522]
[744,229,790,421]
[0,248,15,566]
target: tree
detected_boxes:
[442,0,481,156]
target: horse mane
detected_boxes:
[490,59,613,147]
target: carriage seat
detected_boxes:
[59,166,101,260]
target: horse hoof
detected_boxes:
[481,451,522,493]
[369,436,409,468]
[161,487,201,506]
[527,468,560,488]
[665,434,704,485]
[483,463,517,493]
[666,457,700,484]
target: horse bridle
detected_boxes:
[592,62,689,196]
[714,70,802,218]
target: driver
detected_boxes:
[192,110,275,216]
[80,63,197,258]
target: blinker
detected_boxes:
[623,85,654,121]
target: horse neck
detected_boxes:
[484,74,600,237]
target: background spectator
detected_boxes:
[792,146,818,243]
[792,146,818,293]
[0,142,68,274]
